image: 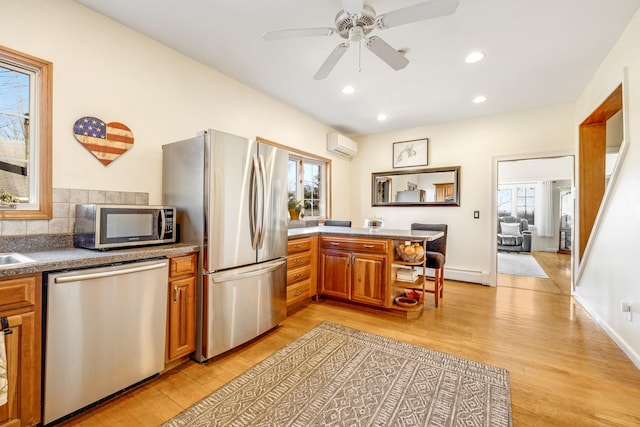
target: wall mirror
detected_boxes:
[0,45,52,220]
[371,166,460,207]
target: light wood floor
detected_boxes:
[63,259,640,427]
[498,251,572,294]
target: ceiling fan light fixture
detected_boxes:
[465,51,484,63]
[348,26,365,42]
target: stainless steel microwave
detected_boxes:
[74,204,176,249]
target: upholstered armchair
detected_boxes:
[497,216,532,252]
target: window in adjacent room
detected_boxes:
[497,184,536,225]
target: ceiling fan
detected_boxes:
[262,0,459,80]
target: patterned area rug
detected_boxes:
[498,252,549,278]
[163,321,512,427]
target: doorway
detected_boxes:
[496,156,574,294]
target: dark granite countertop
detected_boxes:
[0,241,200,278]
[288,226,443,241]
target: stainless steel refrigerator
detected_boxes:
[163,129,288,361]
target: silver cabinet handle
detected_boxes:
[330,242,340,246]
[173,286,178,304]
[295,290,301,296]
[294,258,302,264]
[363,244,374,248]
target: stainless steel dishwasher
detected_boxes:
[43,258,169,425]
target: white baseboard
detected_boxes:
[398,266,488,285]
[573,293,640,370]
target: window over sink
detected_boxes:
[0,45,52,219]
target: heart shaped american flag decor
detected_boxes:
[73,116,134,166]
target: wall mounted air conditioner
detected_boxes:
[327,133,358,158]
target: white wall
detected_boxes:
[0,0,351,218]
[351,103,575,283]
[574,8,640,369]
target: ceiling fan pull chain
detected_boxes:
[358,41,362,73]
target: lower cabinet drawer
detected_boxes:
[287,279,310,306]
[169,253,197,278]
[320,236,388,253]
[287,251,311,269]
[288,237,312,254]
[287,264,311,285]
[0,275,37,311]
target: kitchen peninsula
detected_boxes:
[287,226,444,318]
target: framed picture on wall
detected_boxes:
[393,138,428,168]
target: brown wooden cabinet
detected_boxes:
[166,253,196,363]
[434,183,455,202]
[286,236,317,313]
[0,274,41,427]
[319,236,389,307]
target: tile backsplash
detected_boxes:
[0,188,149,236]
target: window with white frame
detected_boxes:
[497,184,536,225]
[288,155,327,219]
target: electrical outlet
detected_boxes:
[473,211,480,219]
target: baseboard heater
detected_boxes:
[444,268,486,284]
[399,266,486,285]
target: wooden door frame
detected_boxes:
[578,84,622,261]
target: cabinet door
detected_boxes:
[351,253,387,306]
[168,276,196,361]
[0,312,39,427]
[319,250,351,300]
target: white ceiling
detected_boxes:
[74,0,640,137]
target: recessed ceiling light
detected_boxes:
[465,51,485,64]
[377,113,388,122]
[342,85,355,94]
[473,95,487,104]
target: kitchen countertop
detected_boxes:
[288,226,444,241]
[2,227,440,277]
[0,242,200,278]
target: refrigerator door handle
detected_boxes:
[250,154,260,250]
[257,154,267,249]
[209,258,286,283]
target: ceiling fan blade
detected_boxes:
[377,0,459,29]
[365,36,409,70]
[314,43,349,80]
[342,0,364,15]
[262,27,335,41]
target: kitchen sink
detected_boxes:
[0,252,36,267]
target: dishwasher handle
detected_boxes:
[53,261,168,284]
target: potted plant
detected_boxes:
[288,197,304,220]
